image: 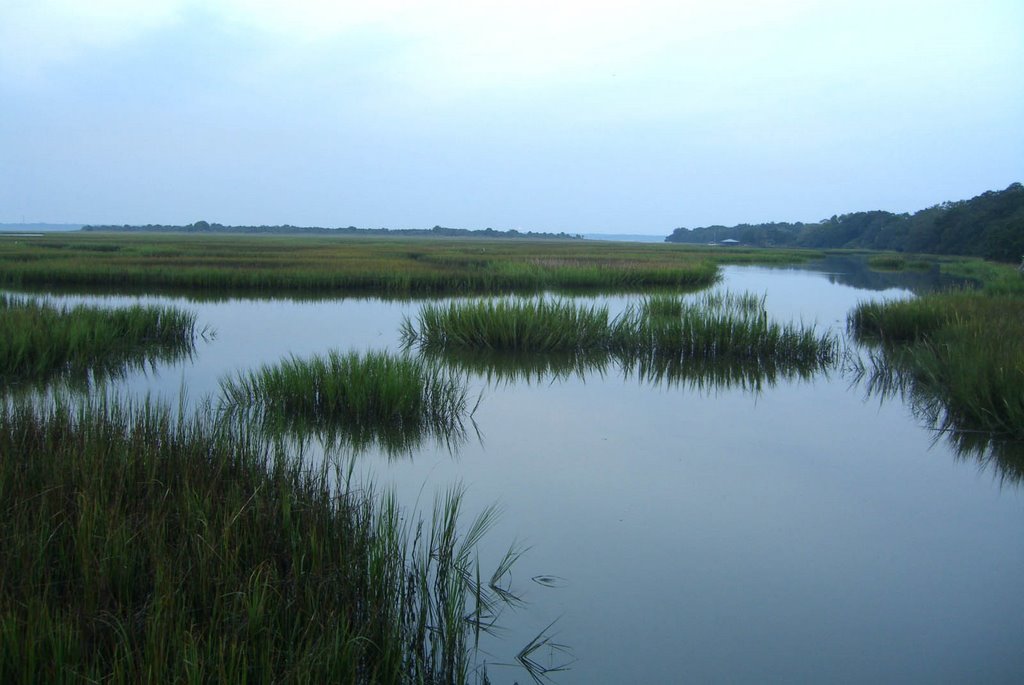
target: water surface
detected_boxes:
[9,261,1022,683]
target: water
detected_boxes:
[8,261,1023,683]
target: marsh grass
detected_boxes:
[866,255,932,272]
[219,350,471,456]
[0,295,198,387]
[399,299,612,354]
[852,349,1024,483]
[0,398,520,683]
[849,291,1024,441]
[937,258,1024,297]
[0,234,724,296]
[403,293,838,389]
[616,292,836,374]
[867,254,905,271]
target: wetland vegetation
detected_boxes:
[0,233,726,296]
[0,398,519,684]
[3,231,1023,682]
[849,287,1024,442]
[218,351,472,456]
[0,295,198,387]
[865,254,932,272]
[401,291,838,371]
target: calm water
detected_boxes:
[11,261,1023,683]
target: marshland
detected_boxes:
[2,234,1023,683]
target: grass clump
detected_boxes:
[219,350,470,454]
[400,298,611,353]
[0,295,197,385]
[618,292,836,367]
[0,398,519,683]
[403,293,838,379]
[849,291,1024,441]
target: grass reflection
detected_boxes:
[851,351,1024,484]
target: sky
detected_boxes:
[1,1,1021,235]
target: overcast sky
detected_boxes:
[1,1,1021,234]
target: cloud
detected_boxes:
[1,0,826,89]
[0,0,186,83]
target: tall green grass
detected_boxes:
[854,348,1024,482]
[0,398,519,683]
[400,299,613,354]
[0,233,724,296]
[0,295,197,386]
[849,291,1024,441]
[402,293,838,369]
[219,350,471,455]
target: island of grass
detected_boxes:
[0,295,198,386]
[400,291,838,374]
[219,350,471,455]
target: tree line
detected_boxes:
[666,183,1024,262]
[81,221,582,241]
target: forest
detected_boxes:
[666,183,1024,262]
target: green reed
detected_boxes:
[0,398,518,683]
[854,348,1024,483]
[849,291,1024,441]
[619,293,834,366]
[403,292,838,377]
[400,298,613,354]
[0,295,197,386]
[866,254,932,272]
[0,233,724,296]
[219,350,471,455]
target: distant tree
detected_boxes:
[665,183,1024,261]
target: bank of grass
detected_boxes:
[0,398,515,683]
[402,292,838,370]
[0,295,197,385]
[849,276,1024,440]
[219,350,471,454]
[866,254,933,272]
[936,256,1024,296]
[0,233,732,296]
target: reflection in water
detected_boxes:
[2,342,198,399]
[625,351,828,394]
[220,402,473,459]
[782,255,974,293]
[420,346,832,395]
[852,353,1024,483]
[3,266,1021,682]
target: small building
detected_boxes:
[719,238,741,246]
